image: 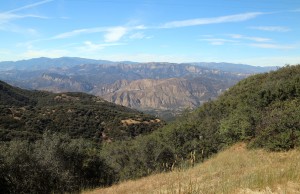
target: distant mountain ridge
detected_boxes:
[0,57,277,72]
[190,62,278,74]
[0,57,137,71]
[0,57,277,117]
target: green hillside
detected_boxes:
[0,80,163,141]
[0,80,37,106]
[101,65,300,181]
[0,80,163,193]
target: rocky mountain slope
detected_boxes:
[0,57,276,115]
[98,77,230,110]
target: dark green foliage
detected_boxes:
[215,65,300,150]
[0,80,164,191]
[250,99,300,150]
[0,81,163,142]
[101,135,175,181]
[0,80,37,106]
[0,132,116,193]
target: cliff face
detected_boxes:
[101,77,228,110]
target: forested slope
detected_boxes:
[0,80,163,193]
[0,80,163,141]
[101,65,300,181]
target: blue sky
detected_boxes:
[0,0,300,66]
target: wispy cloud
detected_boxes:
[19,41,125,59]
[129,32,145,39]
[53,26,129,42]
[1,13,48,21]
[51,12,264,42]
[0,0,52,22]
[3,0,53,14]
[199,34,296,50]
[0,23,39,36]
[199,38,238,45]
[52,25,147,42]
[0,0,52,33]
[249,43,295,49]
[229,34,271,42]
[78,41,125,52]
[249,26,290,32]
[104,27,128,42]
[52,27,107,39]
[129,32,152,40]
[161,12,263,28]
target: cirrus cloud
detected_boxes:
[161,12,264,28]
[249,43,295,49]
[229,34,271,42]
[249,26,290,32]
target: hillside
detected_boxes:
[98,65,300,181]
[86,143,300,194]
[0,80,164,193]
[0,80,163,141]
[99,77,231,110]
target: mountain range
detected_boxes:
[0,57,277,118]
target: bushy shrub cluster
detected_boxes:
[0,132,116,193]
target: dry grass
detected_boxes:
[85,143,300,194]
[121,118,161,126]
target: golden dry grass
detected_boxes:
[85,143,300,194]
[121,118,161,126]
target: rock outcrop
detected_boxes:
[101,77,229,110]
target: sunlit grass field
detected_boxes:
[85,143,300,194]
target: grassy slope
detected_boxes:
[86,143,300,194]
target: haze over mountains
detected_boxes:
[0,57,277,117]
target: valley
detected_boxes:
[0,57,276,119]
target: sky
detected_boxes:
[0,0,300,66]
